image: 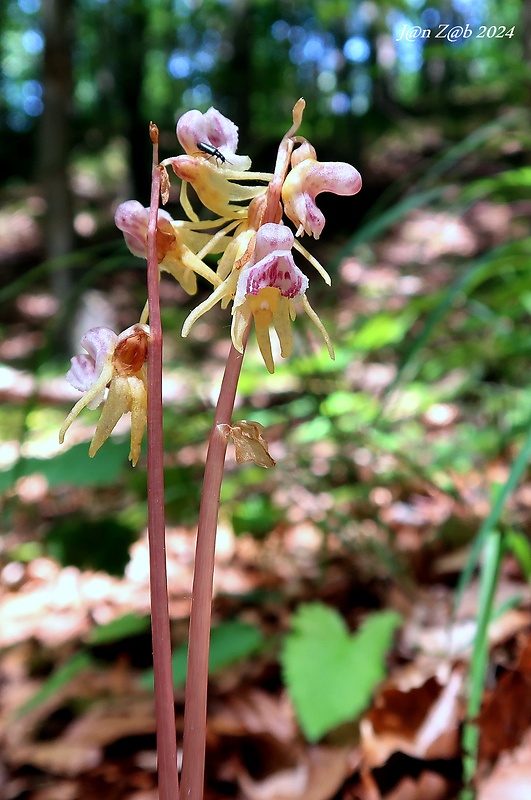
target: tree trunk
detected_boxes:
[38,0,75,305]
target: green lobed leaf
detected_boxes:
[281,603,401,742]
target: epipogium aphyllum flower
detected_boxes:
[282,139,362,240]
[231,222,331,374]
[114,199,228,298]
[59,324,149,466]
[60,101,362,462]
[166,106,273,222]
[178,102,362,372]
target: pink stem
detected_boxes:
[180,109,292,800]
[146,138,179,800]
[180,340,246,800]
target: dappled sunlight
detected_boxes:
[0,202,43,265]
[1,1,530,792]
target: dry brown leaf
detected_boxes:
[220,421,276,468]
[125,792,159,800]
[210,689,297,742]
[238,745,354,800]
[402,581,531,660]
[361,669,462,768]
[478,632,531,763]
[10,741,101,777]
[383,771,450,800]
[62,697,157,747]
[209,689,355,800]
[31,780,79,800]
[354,765,382,800]
[477,727,531,800]
[239,761,309,800]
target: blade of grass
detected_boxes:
[333,186,445,265]
[379,240,525,418]
[361,114,518,227]
[333,113,523,266]
[416,113,521,191]
[0,241,128,305]
[460,530,503,799]
[454,421,531,615]
[16,651,94,718]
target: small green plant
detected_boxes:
[281,602,401,742]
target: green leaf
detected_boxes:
[45,516,137,576]
[232,493,282,538]
[0,439,130,493]
[88,613,150,645]
[505,530,531,581]
[138,620,264,690]
[281,603,401,742]
[352,312,415,351]
[292,417,332,444]
[46,439,132,486]
[320,391,378,423]
[17,651,94,718]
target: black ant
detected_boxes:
[196,141,231,165]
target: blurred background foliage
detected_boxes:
[1,0,531,687]
[2,0,528,195]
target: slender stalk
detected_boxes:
[180,105,299,799]
[146,126,179,800]
[460,530,503,799]
[180,338,247,800]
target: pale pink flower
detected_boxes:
[59,324,149,466]
[114,200,222,294]
[176,106,251,172]
[282,158,362,239]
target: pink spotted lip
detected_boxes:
[234,223,309,306]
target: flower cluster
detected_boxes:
[60,100,361,460]
[59,325,149,466]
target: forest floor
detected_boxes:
[1,134,531,800]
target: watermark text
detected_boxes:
[395,23,515,42]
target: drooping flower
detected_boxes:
[114,200,225,294]
[162,107,273,222]
[231,223,334,372]
[282,153,362,239]
[182,222,334,373]
[171,100,364,372]
[176,106,252,173]
[59,324,149,466]
[165,155,270,221]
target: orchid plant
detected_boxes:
[60,100,361,800]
